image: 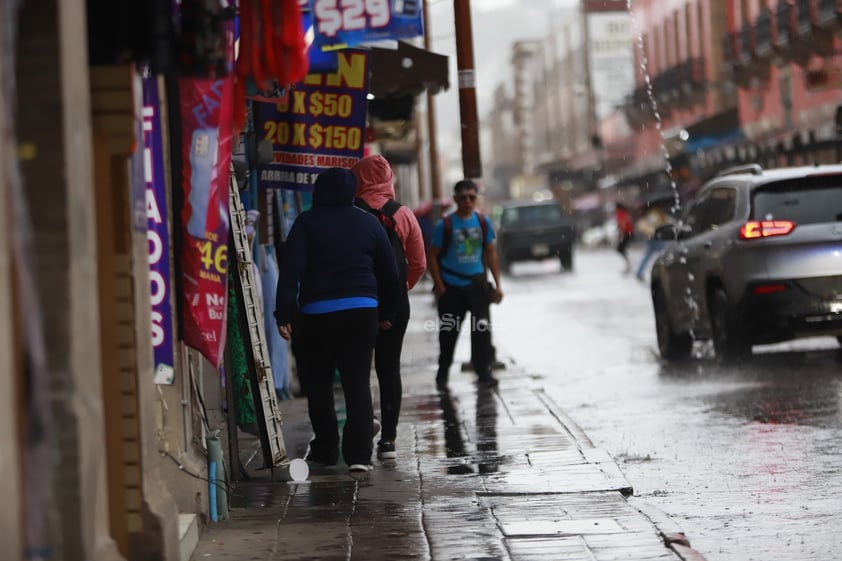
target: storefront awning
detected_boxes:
[686,128,744,153]
[368,41,449,98]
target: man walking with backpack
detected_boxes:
[428,179,503,390]
[352,155,426,460]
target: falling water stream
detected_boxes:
[626,0,702,333]
[626,0,681,217]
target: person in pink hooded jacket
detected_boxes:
[352,154,426,460]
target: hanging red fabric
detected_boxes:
[233,0,310,135]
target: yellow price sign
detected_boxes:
[198,241,228,277]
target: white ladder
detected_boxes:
[228,177,287,468]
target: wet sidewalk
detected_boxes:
[193,289,706,561]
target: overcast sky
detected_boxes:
[425,0,579,162]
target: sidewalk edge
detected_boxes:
[628,497,709,561]
[534,389,709,561]
[533,389,634,495]
[533,388,594,449]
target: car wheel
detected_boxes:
[653,287,692,361]
[559,248,573,272]
[710,287,751,362]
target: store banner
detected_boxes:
[179,76,234,367]
[254,50,370,191]
[143,77,176,384]
[301,12,340,73]
[294,0,339,73]
[308,0,423,48]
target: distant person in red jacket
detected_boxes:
[615,203,634,274]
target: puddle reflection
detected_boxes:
[438,388,501,475]
[475,388,499,474]
[657,348,842,428]
[438,389,473,474]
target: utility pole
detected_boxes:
[453,0,482,179]
[423,0,443,202]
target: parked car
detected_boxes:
[650,163,842,362]
[495,200,576,273]
[580,218,618,249]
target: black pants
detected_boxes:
[374,291,410,442]
[436,283,493,382]
[299,307,379,466]
[617,233,633,257]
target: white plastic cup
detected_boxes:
[278,458,309,483]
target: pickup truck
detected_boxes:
[495,200,576,273]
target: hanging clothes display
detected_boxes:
[260,245,290,399]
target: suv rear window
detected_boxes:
[752,177,842,225]
[502,204,564,227]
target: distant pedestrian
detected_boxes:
[615,203,634,274]
[428,179,503,390]
[275,167,399,475]
[635,203,671,281]
[352,155,426,461]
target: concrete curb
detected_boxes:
[533,387,595,449]
[533,388,635,496]
[628,497,710,561]
[536,388,708,561]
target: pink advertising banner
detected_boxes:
[179,76,234,367]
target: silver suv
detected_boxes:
[650,164,842,361]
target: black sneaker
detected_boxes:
[477,377,499,388]
[377,440,397,460]
[435,377,449,391]
[305,449,338,466]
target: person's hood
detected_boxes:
[312,167,357,207]
[352,154,395,208]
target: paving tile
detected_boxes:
[193,291,690,561]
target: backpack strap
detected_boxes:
[355,197,408,285]
[355,196,372,212]
[356,197,401,231]
[380,199,402,218]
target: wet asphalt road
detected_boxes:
[479,247,842,561]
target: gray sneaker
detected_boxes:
[349,463,373,476]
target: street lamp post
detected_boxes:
[453,0,482,179]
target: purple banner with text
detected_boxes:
[143,77,176,384]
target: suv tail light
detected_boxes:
[752,283,788,295]
[739,220,796,240]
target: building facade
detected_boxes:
[614,0,736,203]
[2,3,452,559]
[484,84,521,202]
[723,0,842,168]
[495,0,842,217]
[527,1,636,216]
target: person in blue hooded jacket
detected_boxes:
[275,167,399,474]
